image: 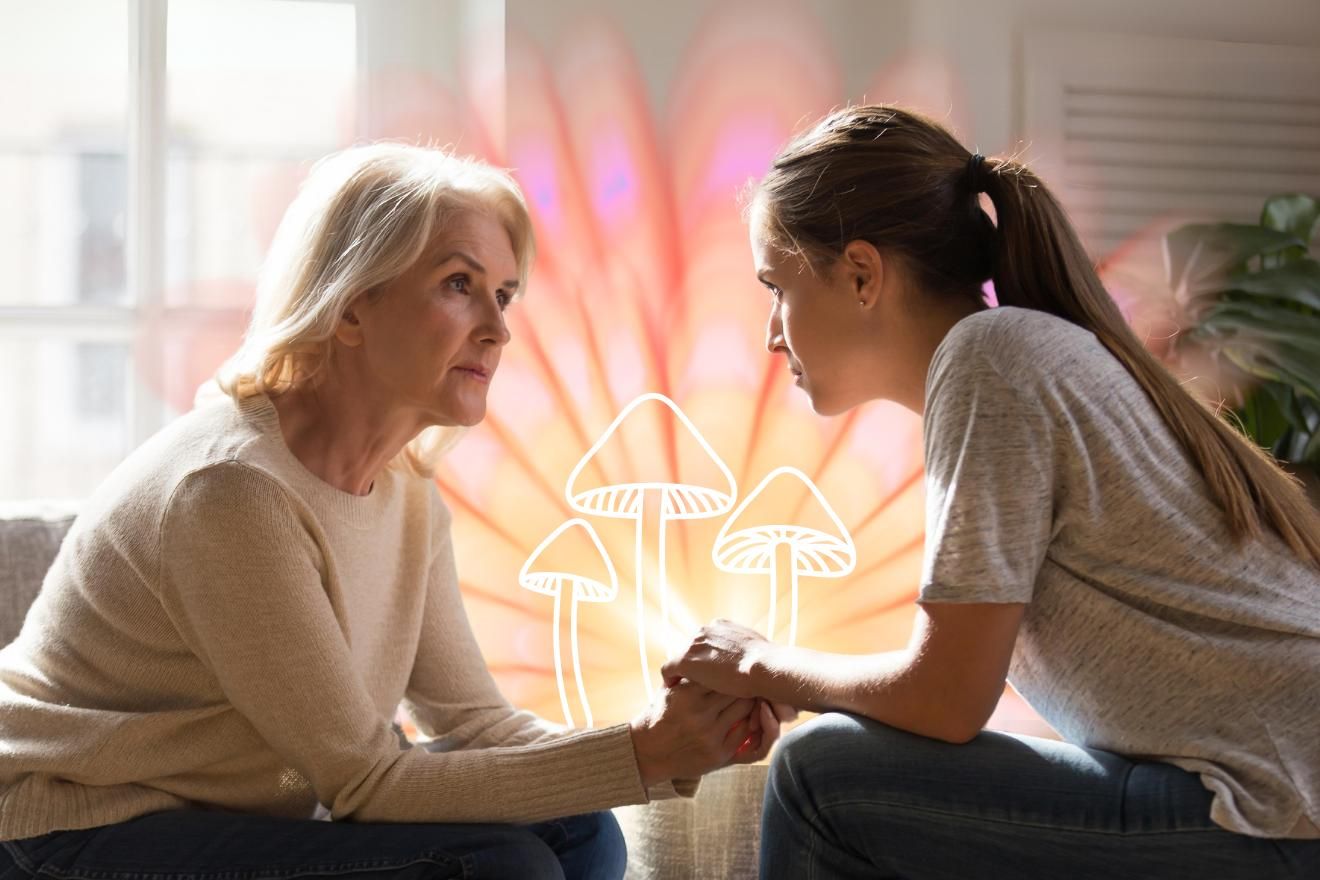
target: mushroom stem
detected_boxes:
[634,491,664,701]
[787,546,802,646]
[571,592,593,728]
[553,588,575,727]
[771,541,795,643]
[658,501,673,657]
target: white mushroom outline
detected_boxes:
[712,466,856,645]
[565,393,736,700]
[519,518,620,728]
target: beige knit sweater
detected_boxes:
[0,393,671,839]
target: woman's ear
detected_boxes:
[335,298,366,347]
[841,239,884,309]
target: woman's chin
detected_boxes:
[805,389,858,418]
[426,401,486,429]
[452,407,486,428]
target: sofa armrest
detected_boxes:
[0,500,79,646]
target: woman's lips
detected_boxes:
[454,366,491,383]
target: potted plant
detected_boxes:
[1163,194,1320,502]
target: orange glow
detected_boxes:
[139,5,1061,735]
[436,11,935,728]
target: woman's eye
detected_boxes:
[496,293,512,310]
[446,275,469,293]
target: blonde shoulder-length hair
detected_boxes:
[213,143,535,478]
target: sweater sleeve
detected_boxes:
[405,496,700,802]
[403,498,566,751]
[156,462,649,824]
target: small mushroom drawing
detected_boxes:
[565,393,736,700]
[520,518,620,728]
[713,466,855,646]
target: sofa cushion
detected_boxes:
[0,501,77,646]
[616,763,769,879]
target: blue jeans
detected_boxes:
[761,712,1320,879]
[0,808,626,880]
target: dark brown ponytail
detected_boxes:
[757,105,1320,566]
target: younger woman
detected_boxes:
[665,106,1320,879]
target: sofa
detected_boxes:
[0,501,767,879]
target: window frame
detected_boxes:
[0,0,366,454]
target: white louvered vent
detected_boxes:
[1023,31,1320,260]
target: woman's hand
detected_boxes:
[628,680,760,788]
[660,619,779,700]
[725,699,798,766]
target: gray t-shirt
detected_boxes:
[919,306,1320,839]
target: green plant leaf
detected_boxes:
[1175,195,1320,465]
[1299,394,1320,435]
[1197,301,1320,350]
[1164,223,1305,303]
[1236,385,1291,451]
[1221,347,1320,405]
[1195,303,1320,403]
[1263,382,1311,435]
[1304,426,1320,465]
[1223,260,1320,312]
[1261,194,1320,266]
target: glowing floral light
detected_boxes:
[564,393,737,699]
[439,8,935,726]
[144,2,1075,735]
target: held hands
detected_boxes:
[628,681,762,787]
[629,620,799,789]
[661,618,778,699]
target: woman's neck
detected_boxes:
[268,375,426,496]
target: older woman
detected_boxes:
[0,144,782,879]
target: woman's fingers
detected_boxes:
[770,701,798,723]
[659,658,685,685]
[760,700,781,738]
[731,702,780,764]
[714,697,756,732]
[714,697,756,744]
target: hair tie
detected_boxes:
[966,153,989,194]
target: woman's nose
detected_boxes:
[479,301,511,346]
[765,303,785,354]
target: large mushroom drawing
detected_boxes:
[520,518,620,728]
[713,466,856,645]
[565,393,736,700]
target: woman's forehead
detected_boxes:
[425,211,517,269]
[748,206,779,269]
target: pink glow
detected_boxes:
[590,128,640,225]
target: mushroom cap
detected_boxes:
[519,518,620,602]
[713,525,855,575]
[565,393,736,520]
[520,571,618,602]
[712,466,856,577]
[570,482,733,519]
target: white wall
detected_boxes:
[504,0,916,119]
[922,0,1320,154]
[500,0,1320,154]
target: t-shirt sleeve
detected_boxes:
[919,332,1057,604]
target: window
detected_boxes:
[0,0,358,499]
